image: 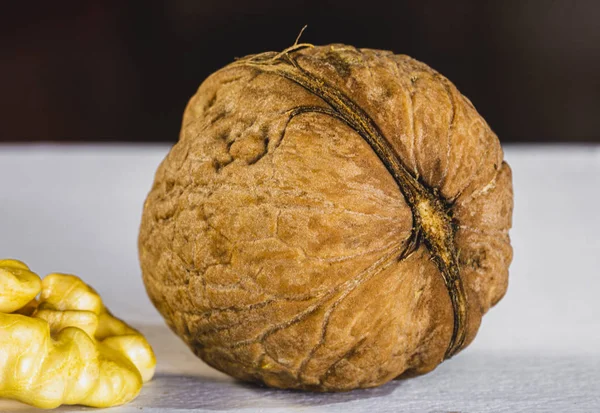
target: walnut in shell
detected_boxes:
[139,43,513,391]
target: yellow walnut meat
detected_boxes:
[139,44,513,391]
[0,259,156,409]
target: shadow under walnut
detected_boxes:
[138,43,513,391]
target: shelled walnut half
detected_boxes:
[139,43,513,391]
[0,259,156,408]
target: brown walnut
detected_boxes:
[139,44,513,391]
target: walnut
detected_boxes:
[139,43,513,391]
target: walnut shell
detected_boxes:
[139,44,513,391]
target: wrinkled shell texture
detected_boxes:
[139,44,513,391]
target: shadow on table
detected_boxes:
[139,373,403,410]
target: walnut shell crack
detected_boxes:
[139,44,513,391]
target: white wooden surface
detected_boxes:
[0,144,599,412]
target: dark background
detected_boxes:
[1,0,599,143]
